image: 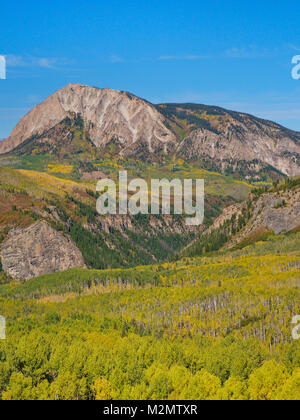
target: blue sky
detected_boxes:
[1,0,300,138]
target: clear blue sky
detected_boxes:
[1,0,300,138]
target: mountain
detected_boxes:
[0,84,177,160]
[0,83,299,180]
[1,88,299,401]
[1,83,299,280]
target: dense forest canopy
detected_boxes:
[0,231,299,400]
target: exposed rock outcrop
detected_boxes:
[206,203,243,234]
[0,221,86,280]
[205,186,300,248]
[230,187,300,244]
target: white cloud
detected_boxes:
[288,44,300,52]
[159,55,208,61]
[36,58,57,69]
[5,55,25,67]
[108,54,124,63]
[5,55,70,70]
[159,45,286,62]
[223,46,271,59]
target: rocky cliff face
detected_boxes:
[205,185,300,248]
[229,186,300,246]
[0,221,86,280]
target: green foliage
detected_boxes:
[0,153,299,400]
[0,245,299,400]
[181,203,253,258]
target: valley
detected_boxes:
[0,84,299,400]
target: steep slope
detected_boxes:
[158,103,300,178]
[225,182,300,249]
[181,178,300,257]
[8,114,98,160]
[0,84,299,179]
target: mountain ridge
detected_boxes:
[0,83,300,179]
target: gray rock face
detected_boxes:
[249,188,300,235]
[0,221,86,280]
[207,186,300,249]
[179,116,300,177]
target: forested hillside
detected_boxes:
[0,231,299,400]
[0,162,251,279]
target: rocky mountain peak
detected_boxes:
[0,84,177,157]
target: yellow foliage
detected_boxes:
[93,378,114,400]
[47,164,73,174]
[248,360,290,400]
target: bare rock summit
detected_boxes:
[0,84,177,157]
